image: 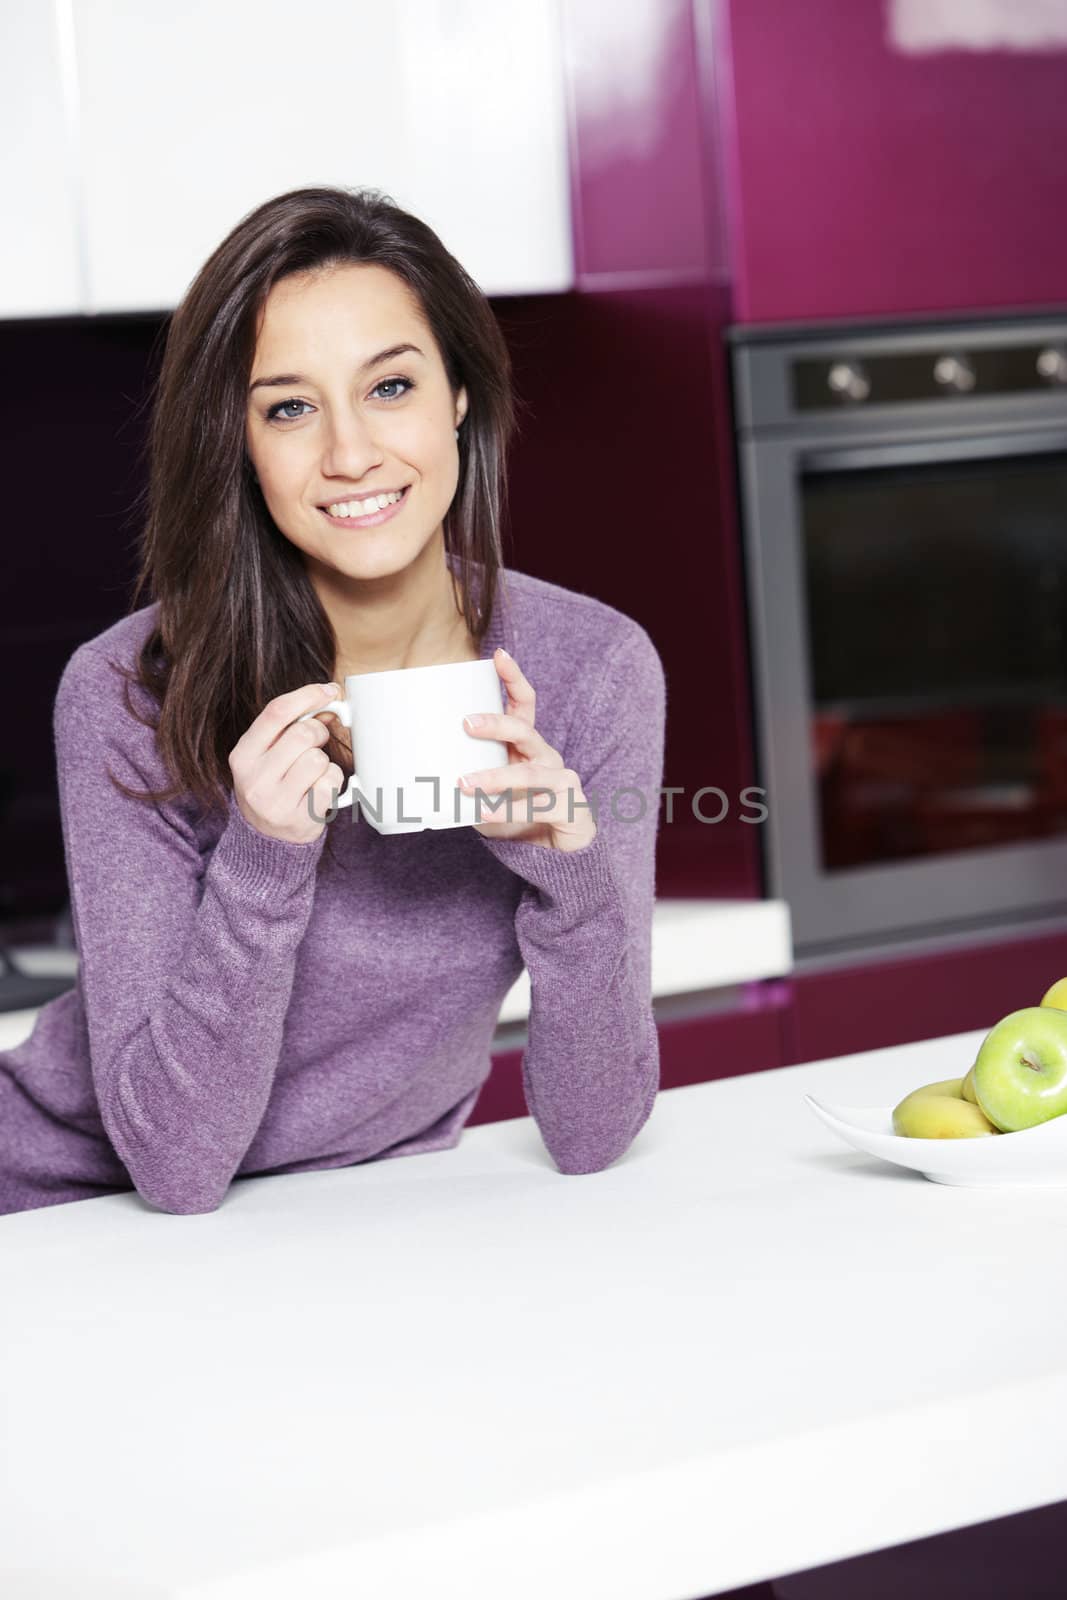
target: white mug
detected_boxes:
[297,657,509,834]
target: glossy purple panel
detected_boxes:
[783,928,1067,1067]
[721,0,1067,320]
[469,1045,525,1125]
[562,0,717,283]
[657,998,785,1089]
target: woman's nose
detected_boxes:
[321,412,383,477]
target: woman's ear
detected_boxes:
[454,386,469,432]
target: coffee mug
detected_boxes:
[297,657,509,834]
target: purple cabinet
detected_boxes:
[655,993,786,1087]
[469,1043,526,1127]
[563,0,723,285]
[720,0,1067,320]
[782,928,1067,1067]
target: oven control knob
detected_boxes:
[933,353,976,392]
[1036,346,1067,384]
[827,361,870,402]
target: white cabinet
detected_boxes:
[69,0,573,313]
[0,2,81,317]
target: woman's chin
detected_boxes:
[307,532,436,581]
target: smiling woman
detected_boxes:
[0,185,667,1218]
[244,264,473,673]
[133,185,516,812]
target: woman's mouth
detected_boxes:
[318,485,411,530]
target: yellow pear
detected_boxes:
[961,1064,979,1104]
[1040,977,1067,1011]
[892,1078,999,1138]
[910,1076,964,1100]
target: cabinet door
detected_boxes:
[0,2,81,316]
[724,0,1067,319]
[656,993,786,1089]
[783,929,1067,1067]
[73,0,573,313]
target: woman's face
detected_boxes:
[245,262,468,582]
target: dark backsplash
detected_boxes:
[2,314,163,930]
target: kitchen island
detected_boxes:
[3,1026,1066,1599]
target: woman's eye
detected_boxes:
[266,398,310,423]
[373,376,415,401]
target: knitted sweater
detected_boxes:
[0,559,667,1217]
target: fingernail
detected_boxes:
[323,682,340,694]
[464,714,485,730]
[497,647,511,659]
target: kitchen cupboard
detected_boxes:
[654,992,786,1088]
[782,926,1067,1067]
[720,0,1067,320]
[1,3,81,316]
[2,0,573,320]
[75,0,572,310]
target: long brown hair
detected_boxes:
[107,185,518,843]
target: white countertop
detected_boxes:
[3,1025,1066,1599]
[0,897,793,1049]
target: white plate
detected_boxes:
[804,1093,1067,1188]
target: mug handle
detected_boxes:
[296,699,358,811]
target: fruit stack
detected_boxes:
[892,978,1067,1139]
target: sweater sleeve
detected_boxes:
[475,621,667,1174]
[53,644,327,1215]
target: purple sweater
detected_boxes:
[0,561,666,1217]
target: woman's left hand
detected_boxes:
[459,647,598,853]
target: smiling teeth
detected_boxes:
[326,490,404,518]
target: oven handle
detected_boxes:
[803,429,1067,474]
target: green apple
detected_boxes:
[892,1078,998,1138]
[1040,976,1067,1011]
[961,1064,979,1104]
[973,1006,1067,1132]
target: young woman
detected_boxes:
[0,186,667,1217]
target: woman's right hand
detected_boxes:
[229,683,345,845]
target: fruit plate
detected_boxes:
[804,1094,1067,1188]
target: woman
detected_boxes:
[0,186,667,1217]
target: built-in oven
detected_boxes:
[729,312,1067,960]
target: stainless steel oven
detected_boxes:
[729,312,1067,959]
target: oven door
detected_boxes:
[737,422,1067,957]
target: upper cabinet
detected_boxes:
[718,0,1067,321]
[1,4,81,317]
[2,0,574,320]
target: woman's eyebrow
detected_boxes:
[248,343,425,393]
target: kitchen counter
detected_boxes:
[3,1025,1065,1599]
[0,896,793,1048]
